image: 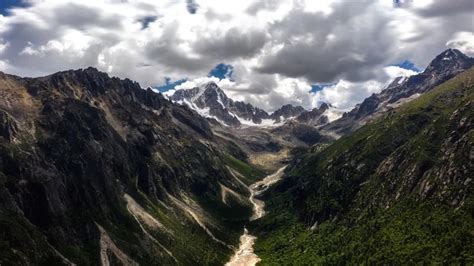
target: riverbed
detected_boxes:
[225,166,287,266]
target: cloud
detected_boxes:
[413,0,474,17]
[256,1,418,84]
[0,0,471,112]
[194,27,267,60]
[447,31,474,56]
[311,65,419,110]
[246,0,282,15]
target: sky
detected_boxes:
[0,0,473,111]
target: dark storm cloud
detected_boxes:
[415,0,474,17]
[52,3,123,30]
[194,28,267,60]
[256,1,395,83]
[0,2,123,76]
[145,23,212,72]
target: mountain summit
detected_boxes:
[324,48,474,135]
[170,82,275,126]
[169,82,338,127]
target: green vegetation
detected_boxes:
[223,153,266,184]
[254,200,474,265]
[123,188,238,265]
[253,68,474,264]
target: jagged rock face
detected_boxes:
[424,48,474,78]
[170,83,313,127]
[270,104,305,122]
[0,68,254,265]
[324,49,474,135]
[230,101,270,124]
[381,49,474,104]
[170,82,270,126]
[296,103,330,125]
[0,111,18,141]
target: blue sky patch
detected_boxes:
[208,63,234,80]
[154,64,233,93]
[391,60,421,72]
[155,78,187,93]
[311,83,336,93]
[0,0,28,16]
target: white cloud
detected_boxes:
[311,66,418,110]
[0,40,8,55]
[0,0,471,111]
[447,31,474,56]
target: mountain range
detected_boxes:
[169,49,473,138]
[169,82,339,127]
[0,48,473,265]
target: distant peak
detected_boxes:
[319,102,330,111]
[434,48,469,62]
[441,48,463,56]
[52,67,108,80]
[205,81,219,88]
[425,48,473,73]
[281,104,300,109]
[84,66,101,72]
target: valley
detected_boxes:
[0,49,473,265]
[225,166,286,266]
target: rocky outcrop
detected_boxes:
[170,82,270,126]
[295,103,330,125]
[0,111,18,142]
[324,49,474,135]
[270,104,305,122]
[0,68,256,265]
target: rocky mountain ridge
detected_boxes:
[169,49,472,131]
[324,48,474,135]
[0,48,472,265]
[0,67,266,265]
[169,82,336,127]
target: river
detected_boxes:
[225,166,287,266]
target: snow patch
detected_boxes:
[397,76,408,84]
[237,117,284,128]
[324,107,344,122]
[179,98,232,126]
[216,91,226,108]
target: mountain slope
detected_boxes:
[0,68,265,265]
[252,67,474,264]
[324,49,474,136]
